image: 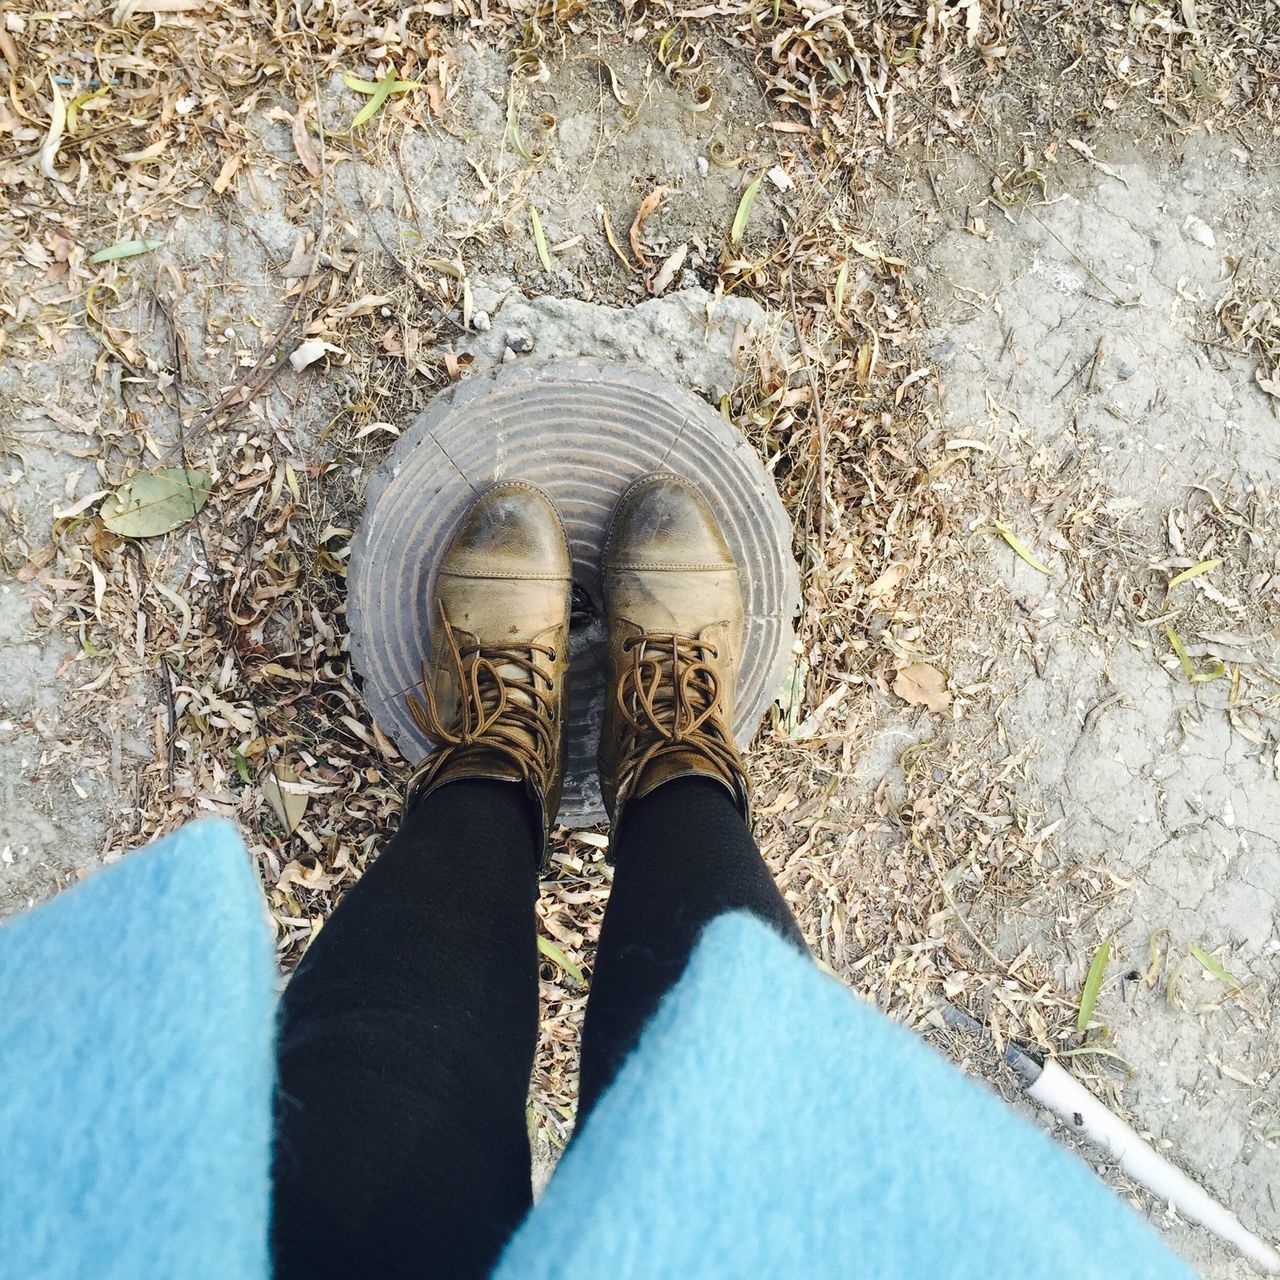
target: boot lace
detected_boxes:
[614,632,744,793]
[405,603,558,792]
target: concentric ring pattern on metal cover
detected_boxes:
[348,359,800,825]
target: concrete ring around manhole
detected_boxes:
[348,358,801,826]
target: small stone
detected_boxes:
[472,310,491,333]
[1181,214,1215,249]
[506,329,534,354]
[696,155,709,177]
[501,346,517,363]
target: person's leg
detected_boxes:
[578,778,806,1118]
[582,473,808,1120]
[272,778,539,1280]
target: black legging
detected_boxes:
[272,775,804,1279]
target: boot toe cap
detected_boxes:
[444,482,570,577]
[606,474,734,568]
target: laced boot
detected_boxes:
[405,482,571,861]
[598,473,749,840]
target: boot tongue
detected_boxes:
[623,660,748,815]
[442,656,540,781]
[472,651,539,716]
[631,635,716,730]
[462,649,548,765]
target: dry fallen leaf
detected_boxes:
[290,339,343,371]
[766,164,794,191]
[114,0,201,17]
[211,152,241,195]
[1182,213,1216,249]
[0,27,19,71]
[444,351,474,381]
[292,103,322,179]
[38,72,66,181]
[262,761,309,834]
[867,563,906,599]
[649,242,688,296]
[100,468,211,538]
[280,239,315,279]
[330,293,393,319]
[119,139,168,164]
[629,184,668,265]
[893,662,951,713]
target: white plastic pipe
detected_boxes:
[1027,1058,1280,1274]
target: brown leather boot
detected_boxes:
[404,481,571,859]
[598,473,749,835]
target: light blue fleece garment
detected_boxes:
[0,819,1190,1279]
[0,820,275,1280]
[496,911,1191,1279]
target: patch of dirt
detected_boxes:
[0,580,112,914]
[868,130,1280,1274]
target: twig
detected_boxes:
[127,542,176,794]
[186,84,332,440]
[159,656,177,791]
[787,274,829,547]
[920,834,1041,996]
[354,179,462,332]
[1052,345,1097,400]
[176,67,332,701]
[1085,336,1105,392]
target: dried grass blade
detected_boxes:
[1057,1044,1133,1073]
[537,935,585,985]
[601,207,635,272]
[730,171,764,245]
[1077,937,1110,1030]
[1169,557,1221,588]
[530,204,552,273]
[993,521,1052,574]
[1189,943,1241,989]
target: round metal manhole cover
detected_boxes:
[348,359,800,826]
